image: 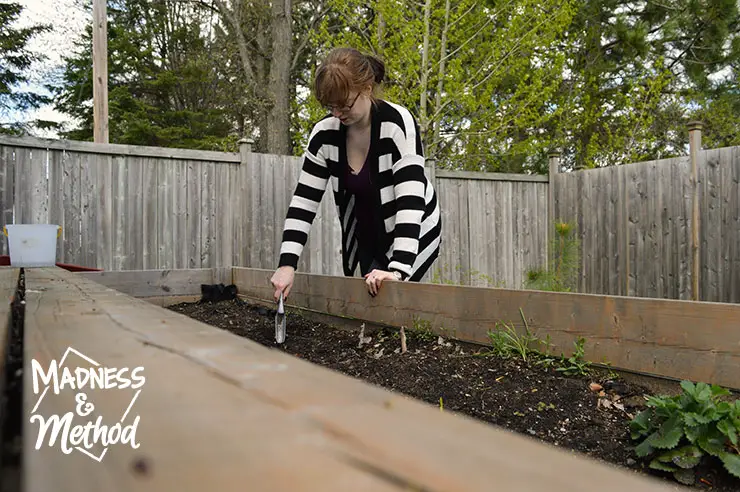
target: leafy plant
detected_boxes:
[402,317,436,342]
[555,337,591,376]
[525,221,580,292]
[485,309,540,362]
[629,380,740,485]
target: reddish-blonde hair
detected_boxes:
[314,47,385,108]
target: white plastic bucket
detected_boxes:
[3,224,61,267]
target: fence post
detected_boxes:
[238,137,254,165]
[424,157,436,185]
[688,121,702,301]
[547,152,561,270]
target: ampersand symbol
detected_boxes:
[75,392,94,417]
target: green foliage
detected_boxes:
[481,309,592,376]
[630,381,740,485]
[50,0,238,150]
[554,337,590,376]
[525,221,580,292]
[0,2,56,134]
[487,320,539,362]
[303,0,578,172]
[409,316,437,342]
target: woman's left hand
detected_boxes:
[364,269,397,297]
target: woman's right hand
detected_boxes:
[271,266,295,301]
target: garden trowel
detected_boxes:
[275,292,286,344]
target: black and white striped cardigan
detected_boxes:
[278,99,442,281]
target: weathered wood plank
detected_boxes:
[111,155,127,271]
[174,160,189,270]
[702,150,721,302]
[142,157,158,270]
[0,147,15,255]
[78,268,219,297]
[23,266,674,492]
[0,134,240,163]
[47,150,64,263]
[234,267,740,391]
[730,147,740,303]
[200,161,216,268]
[435,169,549,182]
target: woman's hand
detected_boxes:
[271,266,295,301]
[364,269,398,297]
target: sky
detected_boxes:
[10,0,89,137]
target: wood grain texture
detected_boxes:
[234,267,740,391]
[78,269,220,297]
[0,135,240,162]
[22,267,675,492]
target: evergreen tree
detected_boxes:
[0,2,55,135]
[51,0,238,150]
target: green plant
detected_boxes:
[534,334,560,368]
[538,401,555,411]
[524,220,580,292]
[629,380,740,485]
[409,316,436,342]
[485,309,540,362]
[555,337,591,376]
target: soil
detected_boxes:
[167,297,740,492]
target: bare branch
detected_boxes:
[291,6,332,71]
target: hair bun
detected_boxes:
[366,55,385,84]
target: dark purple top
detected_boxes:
[345,156,377,246]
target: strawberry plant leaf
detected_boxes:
[719,452,740,479]
[695,383,712,402]
[685,424,707,444]
[710,384,730,398]
[698,434,725,457]
[630,410,653,439]
[680,380,696,396]
[717,418,738,446]
[649,458,676,472]
[673,468,696,485]
[648,416,684,449]
[684,412,712,426]
[635,438,654,458]
[669,445,703,469]
[717,401,732,414]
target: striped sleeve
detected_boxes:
[277,125,331,270]
[387,112,426,280]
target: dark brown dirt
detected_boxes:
[167,298,740,492]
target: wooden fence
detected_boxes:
[0,135,548,288]
[551,137,740,303]
[1,128,738,302]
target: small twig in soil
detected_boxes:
[400,326,407,354]
[358,323,371,348]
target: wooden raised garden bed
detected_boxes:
[3,266,737,491]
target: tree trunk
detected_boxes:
[430,0,450,160]
[267,0,292,155]
[419,0,432,145]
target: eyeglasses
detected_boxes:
[324,92,360,113]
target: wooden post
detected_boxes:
[238,137,254,164]
[547,151,561,269]
[424,157,436,186]
[688,121,702,301]
[92,0,108,143]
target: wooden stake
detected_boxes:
[400,326,407,354]
[688,121,702,301]
[92,0,109,143]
